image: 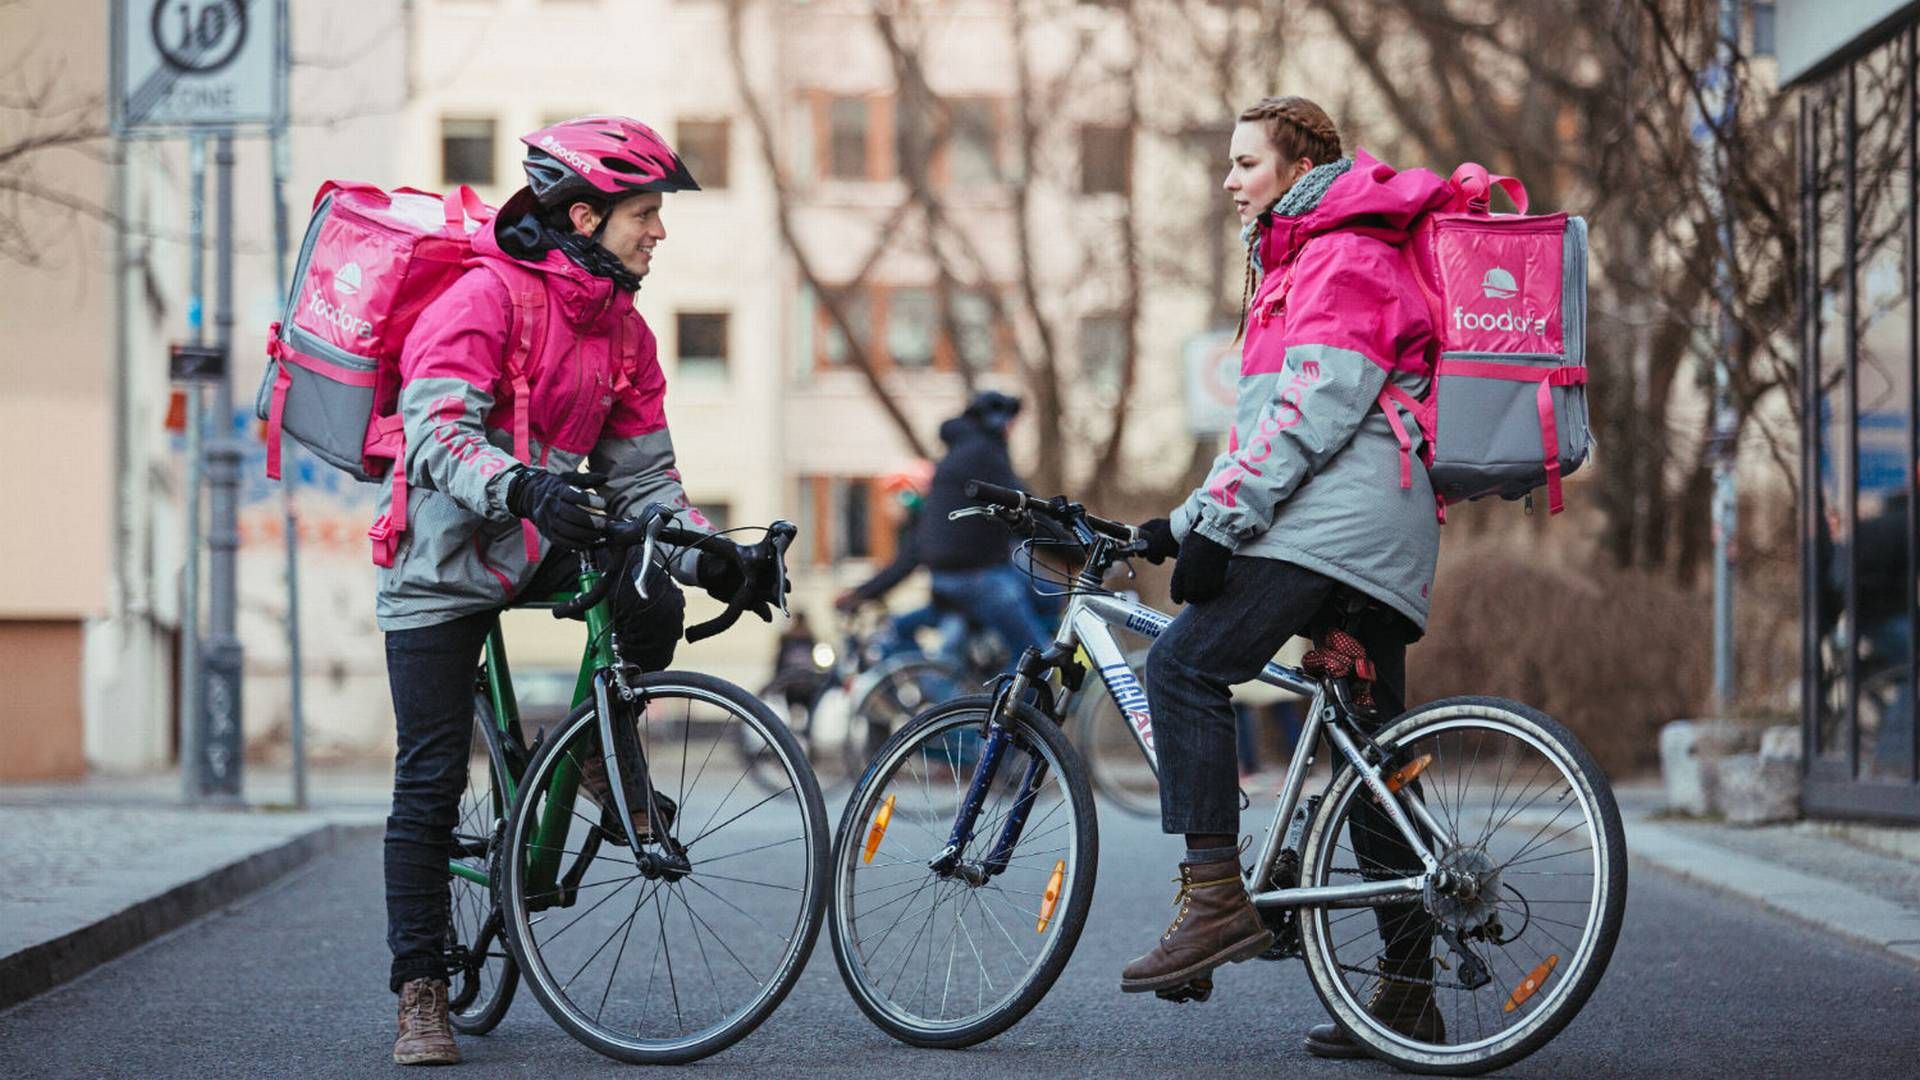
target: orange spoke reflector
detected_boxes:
[1037,859,1067,933]
[1503,953,1559,1013]
[1385,753,1434,793]
[862,794,896,864]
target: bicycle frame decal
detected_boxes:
[1098,662,1156,753]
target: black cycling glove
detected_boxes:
[1135,518,1180,565]
[505,467,608,550]
[695,540,777,622]
[1169,531,1231,605]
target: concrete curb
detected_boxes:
[1626,818,1920,971]
[0,822,376,1011]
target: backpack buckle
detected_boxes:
[368,513,400,568]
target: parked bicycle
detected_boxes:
[829,483,1626,1074]
[447,506,829,1065]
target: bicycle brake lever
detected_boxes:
[947,506,996,522]
[634,511,668,600]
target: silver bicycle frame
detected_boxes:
[1059,592,1441,910]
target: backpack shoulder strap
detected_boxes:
[479,260,549,562]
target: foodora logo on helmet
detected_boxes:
[539,135,595,176]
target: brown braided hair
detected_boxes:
[1233,96,1344,342]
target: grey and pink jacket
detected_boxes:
[374,222,707,631]
[1170,150,1453,631]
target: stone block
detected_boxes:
[1716,751,1800,826]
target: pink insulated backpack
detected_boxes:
[1384,164,1591,517]
[255,181,546,566]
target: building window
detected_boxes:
[949,287,1000,371]
[677,119,730,190]
[828,98,871,180]
[441,117,496,186]
[889,288,937,368]
[695,501,730,532]
[800,476,891,565]
[1080,313,1129,390]
[1081,125,1130,195]
[947,99,1002,187]
[676,311,729,378]
[819,288,872,366]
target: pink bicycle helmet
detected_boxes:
[518,115,699,208]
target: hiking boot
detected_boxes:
[393,977,460,1066]
[1304,957,1446,1058]
[1119,857,1274,994]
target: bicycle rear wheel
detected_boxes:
[499,672,829,1064]
[830,694,1097,1048]
[447,696,518,1034]
[841,654,967,780]
[1297,696,1626,1075]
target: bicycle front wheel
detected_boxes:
[830,694,1098,1048]
[499,672,829,1065]
[1297,696,1627,1075]
[447,696,518,1034]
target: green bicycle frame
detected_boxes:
[446,562,619,891]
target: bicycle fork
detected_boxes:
[928,655,1052,885]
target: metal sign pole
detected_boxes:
[270,21,307,807]
[198,129,245,801]
[179,130,207,801]
[1709,0,1742,716]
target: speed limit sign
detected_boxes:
[111,0,284,134]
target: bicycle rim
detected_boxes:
[1299,698,1625,1074]
[447,699,517,1033]
[831,696,1097,1047]
[502,675,827,1064]
[845,657,966,778]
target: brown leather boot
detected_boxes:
[393,977,460,1066]
[1304,957,1446,1058]
[1119,858,1274,994]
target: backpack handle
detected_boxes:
[1449,163,1530,215]
[440,185,491,232]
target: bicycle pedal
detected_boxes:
[1154,977,1213,1004]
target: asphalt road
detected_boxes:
[3,805,1916,1079]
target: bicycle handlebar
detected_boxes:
[962,480,1136,543]
[550,505,797,644]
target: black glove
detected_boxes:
[504,468,608,550]
[1169,531,1231,605]
[1135,518,1179,565]
[696,541,776,622]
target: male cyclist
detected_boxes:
[914,391,1052,658]
[378,116,778,1066]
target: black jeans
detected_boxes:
[1144,556,1431,962]
[383,549,685,992]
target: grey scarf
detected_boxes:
[1242,157,1355,279]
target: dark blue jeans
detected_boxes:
[383,551,683,992]
[929,564,1050,658]
[1144,557,1431,961]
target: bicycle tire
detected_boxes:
[447,696,519,1034]
[840,654,968,780]
[830,694,1098,1049]
[498,673,829,1065]
[1296,696,1627,1076]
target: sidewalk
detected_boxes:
[1618,781,1920,969]
[0,765,390,1010]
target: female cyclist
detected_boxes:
[1127,96,1454,1058]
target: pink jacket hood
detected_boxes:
[471,213,631,330]
[1259,148,1452,270]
